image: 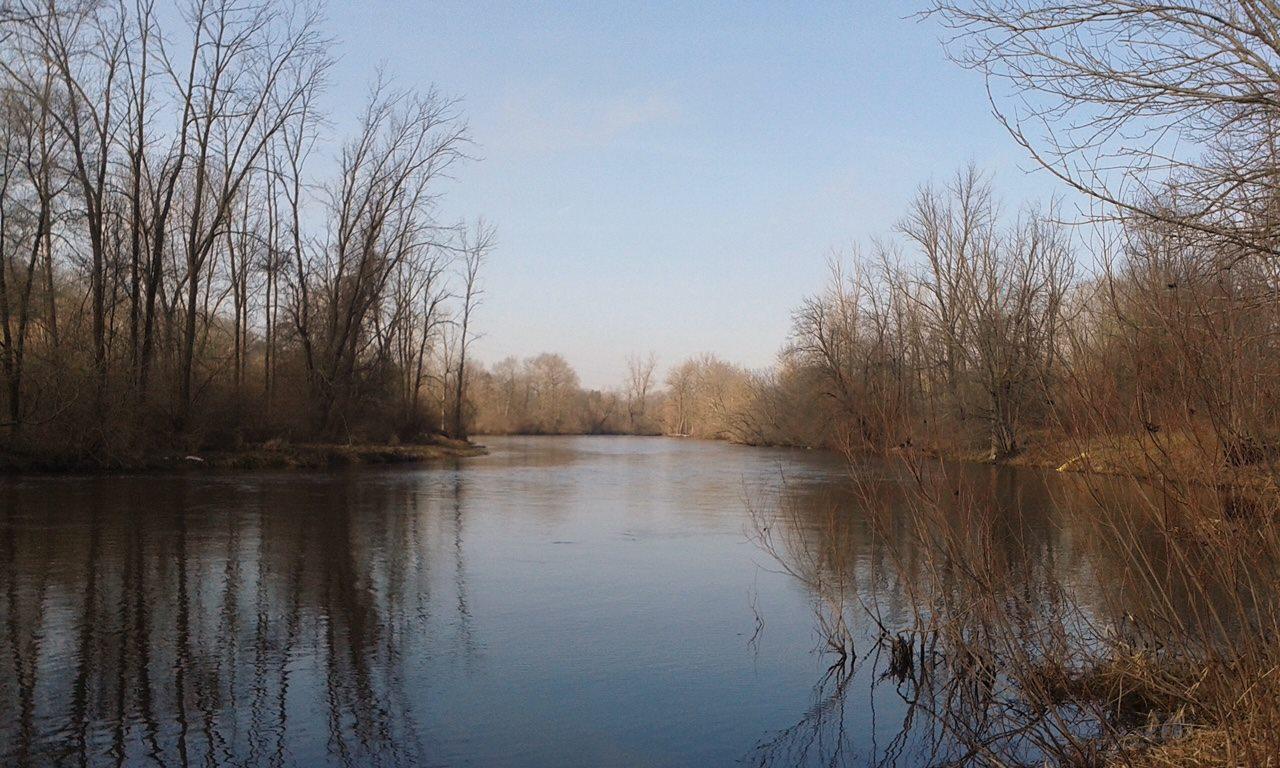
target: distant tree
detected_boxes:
[625,352,657,433]
[664,360,697,436]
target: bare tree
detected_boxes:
[624,351,657,433]
[664,359,697,437]
[961,204,1073,457]
[386,244,448,436]
[897,165,992,408]
[450,219,492,439]
[3,0,129,408]
[296,81,466,436]
[169,0,329,425]
[927,1,1280,261]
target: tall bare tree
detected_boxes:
[169,0,328,425]
[296,81,466,435]
[624,351,656,433]
[450,219,492,439]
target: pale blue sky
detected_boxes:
[325,1,1064,388]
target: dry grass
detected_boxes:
[755,437,1280,767]
[1125,722,1280,768]
[933,427,1279,494]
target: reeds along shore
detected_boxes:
[887,451,1280,766]
[753,442,1280,766]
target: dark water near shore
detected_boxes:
[1,436,1123,767]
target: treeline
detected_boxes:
[768,166,1075,460]
[775,168,1280,473]
[470,160,1279,477]
[467,352,753,439]
[0,0,490,464]
[465,351,800,441]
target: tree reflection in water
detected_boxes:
[0,472,474,767]
[748,456,1280,767]
[745,465,965,768]
[6,440,1256,767]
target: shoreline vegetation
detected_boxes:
[2,424,1242,481]
[5,0,1280,765]
[0,434,486,473]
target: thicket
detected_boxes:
[0,0,490,465]
[751,3,1280,765]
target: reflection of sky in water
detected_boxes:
[0,436,1170,767]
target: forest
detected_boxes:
[0,0,491,467]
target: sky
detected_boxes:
[323,1,1066,389]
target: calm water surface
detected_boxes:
[1,436,1108,767]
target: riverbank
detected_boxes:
[460,428,1275,487]
[880,428,1279,492]
[0,435,487,473]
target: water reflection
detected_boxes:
[1,473,478,767]
[746,462,1073,767]
[748,456,1280,766]
[2,437,1251,767]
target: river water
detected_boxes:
[1,435,1125,767]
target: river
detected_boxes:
[1,435,1139,767]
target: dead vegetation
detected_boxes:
[753,449,1280,766]
[0,0,492,467]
